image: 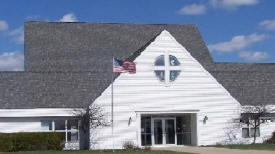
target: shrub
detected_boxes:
[265,131,275,144]
[122,141,138,150]
[0,132,65,152]
[143,146,151,151]
[122,141,151,151]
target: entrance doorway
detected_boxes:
[152,118,176,145]
[140,114,197,147]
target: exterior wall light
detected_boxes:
[128,117,132,126]
[203,116,208,124]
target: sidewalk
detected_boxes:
[153,146,275,154]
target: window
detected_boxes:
[250,128,260,137]
[242,127,260,138]
[41,120,52,131]
[67,120,79,141]
[154,54,181,84]
[40,119,79,142]
[242,128,249,138]
[155,55,165,66]
[176,116,191,145]
[55,120,65,130]
[141,116,152,146]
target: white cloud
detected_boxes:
[208,33,267,53]
[210,0,259,9]
[59,13,78,22]
[25,15,41,21]
[239,51,269,61]
[259,19,275,31]
[178,4,206,15]
[8,26,24,44]
[0,20,24,44]
[0,51,24,71]
[0,20,8,32]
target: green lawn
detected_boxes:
[213,144,275,151]
[0,150,193,154]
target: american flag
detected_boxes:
[113,58,136,74]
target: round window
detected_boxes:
[154,54,181,82]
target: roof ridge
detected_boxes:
[127,31,161,62]
[24,21,197,26]
[215,62,275,65]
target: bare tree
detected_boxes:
[74,104,109,149]
[241,105,267,144]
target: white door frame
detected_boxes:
[151,117,177,146]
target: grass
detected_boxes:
[213,144,275,151]
[0,150,193,154]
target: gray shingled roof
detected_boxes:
[0,72,111,108]
[25,22,213,72]
[0,22,274,109]
[209,63,275,106]
[0,22,213,109]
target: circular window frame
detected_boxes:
[153,54,181,83]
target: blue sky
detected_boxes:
[0,0,275,70]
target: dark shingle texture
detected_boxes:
[210,63,275,106]
[1,22,213,109]
[0,22,275,109]
[25,22,213,72]
[209,63,275,72]
[0,72,111,108]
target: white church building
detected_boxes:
[0,22,275,150]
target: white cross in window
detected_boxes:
[153,51,182,85]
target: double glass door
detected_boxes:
[153,118,176,145]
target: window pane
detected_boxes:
[242,128,249,138]
[250,128,260,137]
[177,133,191,145]
[68,132,78,141]
[41,120,52,131]
[170,70,180,81]
[141,134,152,146]
[68,120,78,131]
[155,55,164,66]
[141,116,151,134]
[154,71,165,82]
[154,119,163,145]
[165,119,175,144]
[176,116,191,145]
[55,120,65,130]
[145,118,151,133]
[169,55,180,66]
[141,116,152,146]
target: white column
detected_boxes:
[52,120,55,131]
[65,120,68,142]
[136,113,141,147]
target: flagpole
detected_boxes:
[111,57,135,151]
[111,57,114,152]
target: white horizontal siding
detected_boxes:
[0,108,78,117]
[260,122,275,142]
[0,118,41,133]
[90,30,242,149]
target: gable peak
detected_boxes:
[160,29,170,35]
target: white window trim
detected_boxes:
[153,51,183,86]
[242,118,260,138]
[151,117,177,146]
[41,119,80,142]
